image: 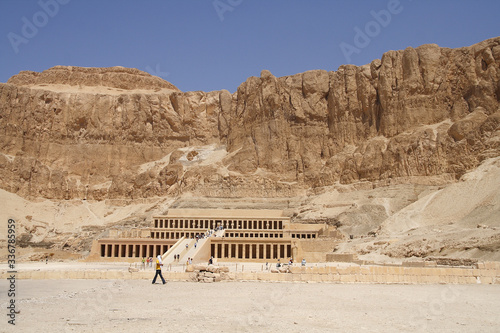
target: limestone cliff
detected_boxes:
[226,38,500,187]
[1,37,499,200]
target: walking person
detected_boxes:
[152,255,166,284]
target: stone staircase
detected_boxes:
[162,237,195,265]
[179,238,209,264]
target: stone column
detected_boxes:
[242,244,246,259]
[277,244,281,259]
[292,242,298,261]
[256,244,260,259]
[228,243,232,258]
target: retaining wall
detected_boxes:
[2,262,499,284]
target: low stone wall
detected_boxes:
[0,270,191,280]
[326,253,357,262]
[2,262,499,284]
[281,261,500,284]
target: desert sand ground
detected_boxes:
[1,277,500,333]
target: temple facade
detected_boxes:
[89,209,342,263]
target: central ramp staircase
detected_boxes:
[162,232,218,265]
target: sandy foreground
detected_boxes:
[1,277,500,333]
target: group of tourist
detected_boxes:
[192,226,224,241]
[141,257,155,270]
[273,257,306,268]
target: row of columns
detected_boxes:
[292,233,317,239]
[100,243,170,258]
[155,219,284,230]
[212,243,291,260]
[152,231,286,240]
[152,231,201,239]
[226,232,283,239]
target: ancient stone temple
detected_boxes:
[89,209,342,263]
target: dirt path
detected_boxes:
[1,279,499,332]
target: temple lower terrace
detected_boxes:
[89,209,342,263]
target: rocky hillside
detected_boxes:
[0,38,499,201]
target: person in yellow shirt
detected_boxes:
[152,255,166,284]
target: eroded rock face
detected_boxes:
[0,66,228,199]
[7,66,179,91]
[225,37,500,187]
[1,37,500,200]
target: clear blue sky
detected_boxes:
[1,0,499,92]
